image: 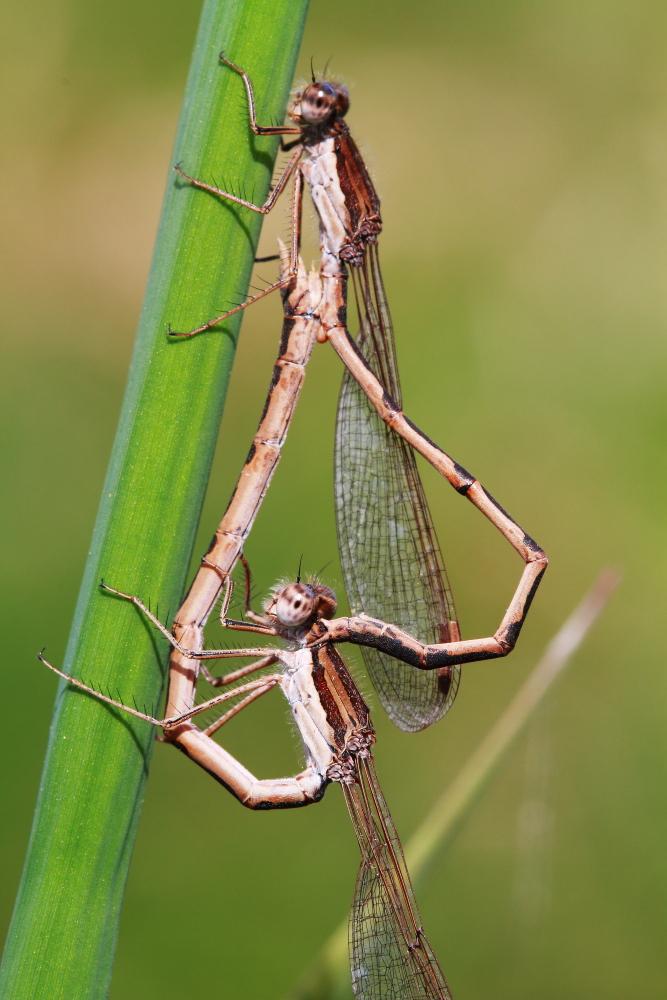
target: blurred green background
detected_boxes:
[1,1,666,997]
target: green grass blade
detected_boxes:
[288,569,620,1000]
[0,2,309,996]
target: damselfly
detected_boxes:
[170,55,548,731]
[43,578,453,999]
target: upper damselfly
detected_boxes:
[170,55,547,731]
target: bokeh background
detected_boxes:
[2,1,666,997]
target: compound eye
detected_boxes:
[275,583,316,627]
[299,82,337,125]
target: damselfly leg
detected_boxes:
[169,166,304,337]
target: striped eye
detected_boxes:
[299,83,337,125]
[275,583,316,627]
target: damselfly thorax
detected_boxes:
[300,134,381,272]
[278,644,375,787]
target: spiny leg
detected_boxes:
[169,168,303,338]
[100,581,279,656]
[164,675,283,728]
[218,572,235,620]
[38,651,165,727]
[237,554,272,627]
[202,678,279,736]
[38,650,281,729]
[199,654,279,688]
[173,144,301,217]
[219,53,303,137]
[204,555,266,629]
[216,559,276,634]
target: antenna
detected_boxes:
[315,559,332,579]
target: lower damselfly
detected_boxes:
[42,566,453,1000]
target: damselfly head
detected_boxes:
[266,580,338,628]
[292,81,350,126]
[274,583,316,626]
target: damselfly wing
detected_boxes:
[344,756,452,999]
[335,247,460,732]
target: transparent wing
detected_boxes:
[334,245,460,731]
[344,757,452,1000]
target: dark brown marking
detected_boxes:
[500,566,547,648]
[481,486,520,528]
[332,125,382,266]
[312,650,348,749]
[522,533,544,554]
[503,621,522,648]
[257,363,284,426]
[453,462,475,488]
[423,647,503,669]
[436,666,455,699]
[382,391,400,415]
[321,643,372,731]
[253,792,329,811]
[346,628,425,667]
[343,329,376,374]
[404,416,451,460]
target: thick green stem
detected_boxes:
[0,2,309,996]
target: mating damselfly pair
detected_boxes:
[42,54,547,999]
